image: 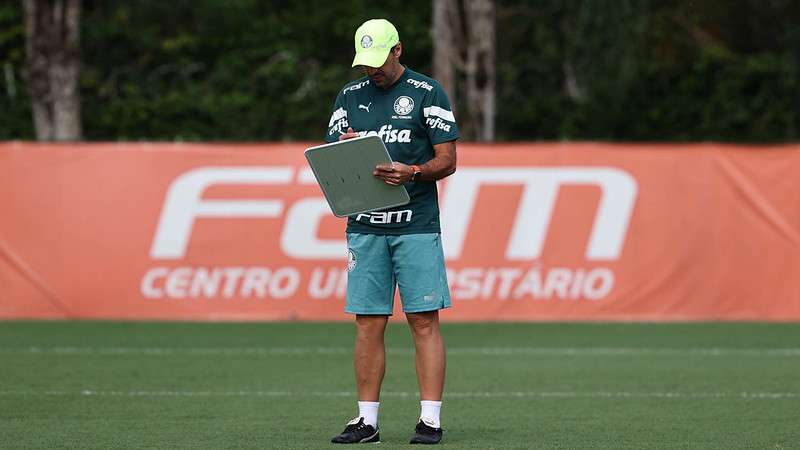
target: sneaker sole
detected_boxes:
[359,430,380,443]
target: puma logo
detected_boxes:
[358,102,372,112]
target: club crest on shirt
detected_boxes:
[394,96,414,115]
[347,249,357,272]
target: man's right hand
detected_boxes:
[338,127,359,141]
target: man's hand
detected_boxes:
[374,161,413,186]
[338,127,360,141]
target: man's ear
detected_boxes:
[394,42,403,58]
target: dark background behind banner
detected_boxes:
[1,0,798,142]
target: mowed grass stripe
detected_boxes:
[2,323,799,449]
[1,389,798,399]
[3,346,800,356]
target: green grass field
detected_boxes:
[1,321,799,449]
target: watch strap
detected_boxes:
[410,165,422,181]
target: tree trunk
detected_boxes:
[24,0,82,141]
[463,0,495,141]
[431,0,495,141]
[432,0,460,108]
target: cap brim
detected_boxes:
[351,49,390,68]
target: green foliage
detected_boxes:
[0,2,33,139]
[1,0,798,141]
[78,0,432,141]
[496,0,799,141]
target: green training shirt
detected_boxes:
[324,67,460,235]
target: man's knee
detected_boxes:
[407,311,440,338]
[355,315,388,339]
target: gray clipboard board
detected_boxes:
[305,135,410,217]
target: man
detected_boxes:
[326,18,459,445]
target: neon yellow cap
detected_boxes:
[352,19,399,68]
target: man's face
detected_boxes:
[363,43,402,89]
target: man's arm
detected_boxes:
[373,140,457,186]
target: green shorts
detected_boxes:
[346,232,452,315]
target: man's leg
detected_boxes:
[354,314,389,401]
[390,233,450,443]
[406,310,445,401]
[406,310,446,444]
[332,233,393,444]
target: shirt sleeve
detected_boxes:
[422,83,460,145]
[324,91,349,143]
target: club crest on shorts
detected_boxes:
[394,96,414,115]
[360,35,373,49]
[347,249,357,272]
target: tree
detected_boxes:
[23,0,82,140]
[432,0,496,141]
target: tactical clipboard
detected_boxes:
[304,135,410,217]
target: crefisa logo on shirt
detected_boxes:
[394,96,414,115]
[357,125,412,143]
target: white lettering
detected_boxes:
[543,268,571,299]
[355,209,413,224]
[165,267,192,298]
[496,268,522,299]
[222,267,245,298]
[140,267,168,298]
[440,168,637,261]
[569,269,586,299]
[281,197,346,259]
[140,266,301,300]
[328,107,347,127]
[328,118,349,136]
[480,269,497,299]
[241,268,270,298]
[453,268,483,300]
[149,166,635,266]
[426,116,452,132]
[189,267,222,298]
[269,268,300,299]
[583,269,614,300]
[513,269,543,299]
[308,267,342,299]
[150,167,293,259]
[407,78,434,91]
[343,80,370,94]
[358,125,412,143]
[448,266,615,301]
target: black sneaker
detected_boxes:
[409,419,443,444]
[331,417,380,444]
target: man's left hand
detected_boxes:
[374,162,413,186]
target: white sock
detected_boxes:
[358,401,380,427]
[420,400,442,428]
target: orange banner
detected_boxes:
[1,142,799,321]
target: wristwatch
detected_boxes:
[410,165,422,182]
